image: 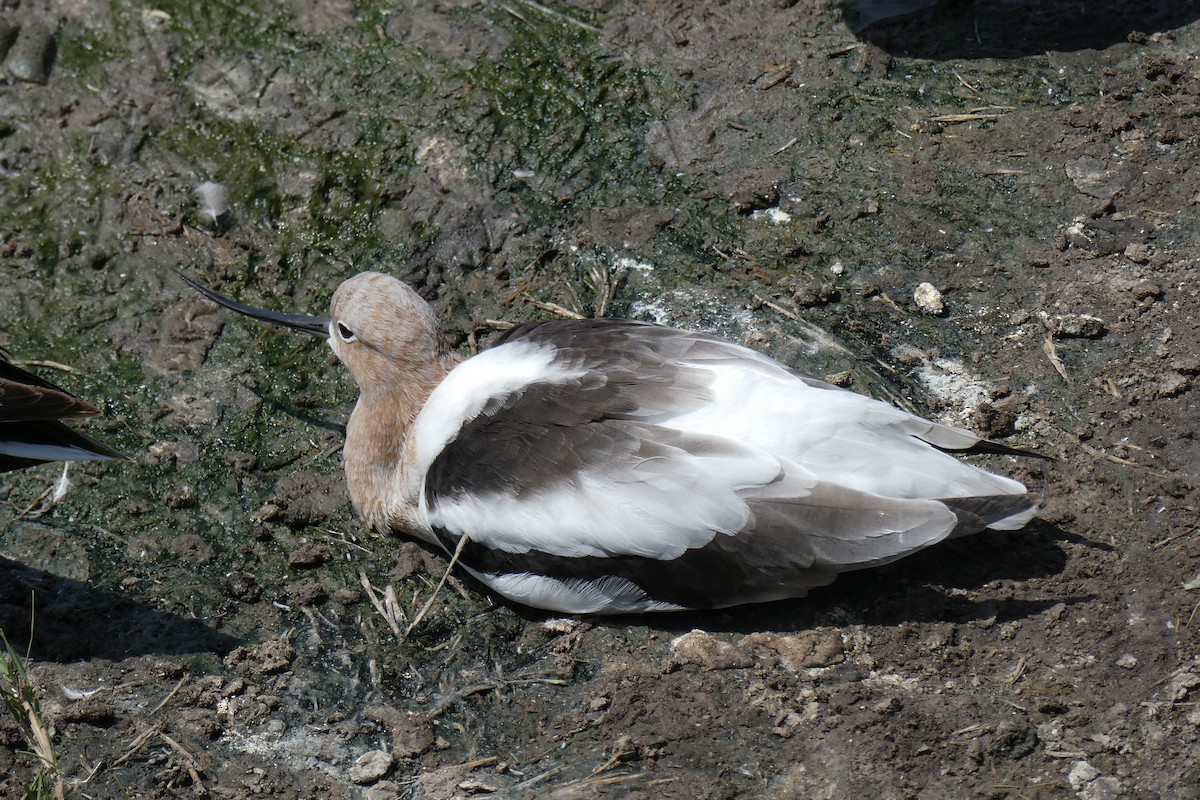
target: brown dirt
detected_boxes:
[2,1,1200,798]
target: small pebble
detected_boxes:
[165,484,198,509]
[541,618,580,635]
[332,586,362,605]
[914,282,944,315]
[669,629,753,670]
[349,750,394,785]
[287,578,328,606]
[823,370,853,387]
[225,571,263,603]
[1068,760,1099,791]
[1051,313,1106,339]
[288,541,333,567]
[6,21,56,84]
[1123,242,1152,263]
[892,343,927,366]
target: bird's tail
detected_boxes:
[940,493,1040,537]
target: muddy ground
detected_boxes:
[1,0,1199,797]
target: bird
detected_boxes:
[182,271,1039,614]
[0,352,129,473]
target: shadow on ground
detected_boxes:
[847,0,1200,58]
[491,520,1086,635]
[0,556,241,661]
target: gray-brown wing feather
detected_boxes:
[421,319,1037,610]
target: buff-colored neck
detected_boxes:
[343,353,462,540]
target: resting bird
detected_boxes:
[0,353,128,473]
[183,271,1038,614]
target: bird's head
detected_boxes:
[179,270,454,394]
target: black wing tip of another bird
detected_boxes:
[72,429,135,463]
[0,355,133,467]
[106,441,138,463]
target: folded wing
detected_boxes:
[412,319,1037,611]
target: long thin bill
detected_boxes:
[177,271,331,339]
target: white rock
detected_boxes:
[349,750,394,785]
[914,282,944,315]
[1082,776,1124,800]
[1068,760,1099,791]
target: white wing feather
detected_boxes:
[423,429,786,559]
[414,325,1031,566]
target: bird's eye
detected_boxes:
[336,322,356,342]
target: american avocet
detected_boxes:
[184,271,1038,614]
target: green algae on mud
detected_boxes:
[452,15,653,207]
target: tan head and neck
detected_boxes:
[182,270,463,540]
[327,272,462,536]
